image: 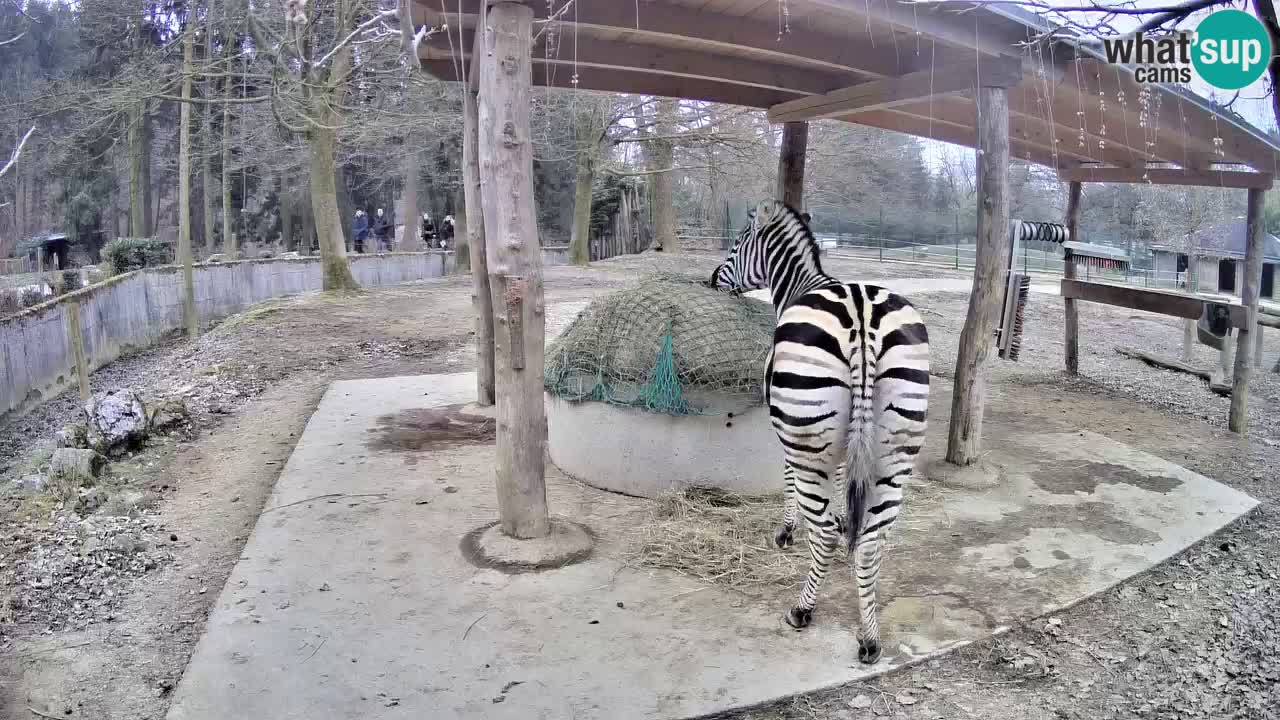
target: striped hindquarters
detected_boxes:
[845,285,930,547]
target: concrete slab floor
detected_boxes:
[166,372,1256,720]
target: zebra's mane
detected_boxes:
[763,202,827,277]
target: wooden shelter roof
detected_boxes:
[414,0,1280,180]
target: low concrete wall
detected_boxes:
[545,394,781,497]
[0,250,532,417]
[542,246,570,266]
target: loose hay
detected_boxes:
[628,480,947,590]
[629,487,807,589]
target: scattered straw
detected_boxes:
[628,487,807,590]
[628,478,946,590]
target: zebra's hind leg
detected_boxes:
[853,530,884,663]
[783,461,842,629]
[773,465,798,549]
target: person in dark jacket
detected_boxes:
[440,215,455,248]
[351,210,369,253]
[420,213,437,247]
[372,208,392,252]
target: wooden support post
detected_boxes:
[775,121,808,209]
[478,0,550,539]
[463,11,495,406]
[1256,325,1265,369]
[1229,187,1266,433]
[66,303,91,404]
[1063,180,1082,374]
[946,86,1010,466]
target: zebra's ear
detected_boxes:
[800,212,812,225]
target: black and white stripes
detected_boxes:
[712,200,930,665]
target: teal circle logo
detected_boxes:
[1192,9,1271,90]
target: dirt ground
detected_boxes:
[2,251,1279,720]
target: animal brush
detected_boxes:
[1002,275,1030,361]
[996,272,1030,361]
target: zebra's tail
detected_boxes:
[845,408,875,553]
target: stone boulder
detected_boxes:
[148,398,190,432]
[55,423,91,449]
[12,474,47,491]
[84,390,148,454]
[206,253,226,263]
[50,448,106,486]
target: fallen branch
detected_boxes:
[0,126,35,179]
[1114,346,1231,396]
[27,706,62,720]
[0,31,26,47]
[462,612,488,640]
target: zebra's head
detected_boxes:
[710,200,816,293]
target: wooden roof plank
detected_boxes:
[838,108,1084,169]
[421,58,803,107]
[421,32,855,96]
[1059,166,1275,189]
[413,0,918,78]
[767,56,1022,123]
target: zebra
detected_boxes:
[710,200,930,665]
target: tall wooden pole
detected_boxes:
[1229,187,1266,433]
[177,17,198,339]
[1062,180,1082,374]
[775,121,808,209]
[479,0,550,539]
[463,10,495,406]
[946,85,1010,466]
[66,303,91,404]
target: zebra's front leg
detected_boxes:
[853,530,884,663]
[773,465,798,549]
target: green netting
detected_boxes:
[545,273,776,415]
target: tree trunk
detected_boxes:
[1229,188,1266,432]
[221,99,234,257]
[775,121,808,208]
[401,149,419,251]
[946,86,1010,466]
[479,1,549,539]
[221,4,236,258]
[142,109,154,235]
[453,185,469,270]
[1063,180,1081,373]
[1183,246,1200,361]
[308,123,359,291]
[128,103,148,237]
[281,184,295,251]
[177,19,198,338]
[649,99,678,252]
[464,49,494,403]
[569,105,601,266]
[201,1,216,254]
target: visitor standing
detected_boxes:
[440,215,455,249]
[351,209,369,254]
[372,208,392,253]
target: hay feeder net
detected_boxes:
[544,272,776,416]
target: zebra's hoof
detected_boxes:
[857,639,881,665]
[773,526,794,549]
[784,607,812,629]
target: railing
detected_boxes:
[690,231,1214,293]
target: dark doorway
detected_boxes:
[1263,264,1275,298]
[1176,254,1189,273]
[1219,259,1237,294]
